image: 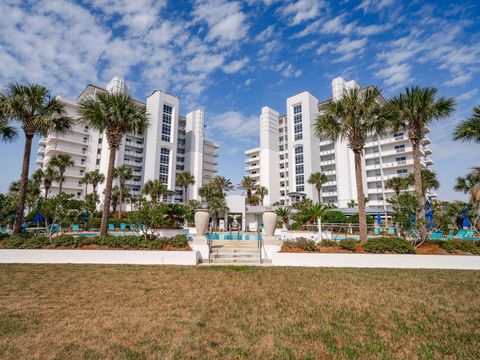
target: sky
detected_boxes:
[0,0,479,200]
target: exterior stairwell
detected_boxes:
[209,240,270,265]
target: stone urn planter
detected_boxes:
[263,211,278,237]
[194,209,209,237]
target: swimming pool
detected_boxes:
[206,233,263,241]
[69,232,138,237]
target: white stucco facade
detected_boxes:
[36,77,218,204]
[245,77,435,210]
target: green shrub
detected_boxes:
[439,240,480,255]
[322,211,347,224]
[283,237,318,252]
[363,237,414,254]
[0,234,191,250]
[349,213,374,224]
[169,234,189,248]
[290,222,300,230]
[339,239,358,251]
[320,239,337,247]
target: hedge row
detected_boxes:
[0,234,190,250]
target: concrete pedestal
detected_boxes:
[191,236,209,262]
[262,235,282,260]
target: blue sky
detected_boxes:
[0,0,479,200]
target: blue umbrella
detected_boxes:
[83,210,89,223]
[410,214,415,225]
[376,211,382,226]
[33,210,43,224]
[462,208,471,228]
[425,208,434,228]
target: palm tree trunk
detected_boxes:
[100,148,116,236]
[119,181,123,219]
[317,188,321,204]
[84,183,88,197]
[354,151,367,243]
[58,171,64,194]
[14,134,33,234]
[45,184,50,200]
[412,141,427,241]
[184,185,188,203]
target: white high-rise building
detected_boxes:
[244,77,434,210]
[36,77,218,204]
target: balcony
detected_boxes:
[423,147,432,155]
[381,147,413,157]
[367,187,383,194]
[382,159,414,168]
[364,151,380,159]
[320,148,335,156]
[35,157,44,165]
[124,150,143,159]
[47,134,88,145]
[322,169,336,176]
[365,163,381,171]
[320,159,335,165]
[39,137,46,146]
[123,160,143,167]
[367,200,385,206]
[37,147,45,155]
[379,135,408,145]
[45,144,87,157]
[245,156,259,164]
[319,139,333,146]
[322,191,337,197]
[423,136,431,145]
[424,158,434,165]
[125,141,144,149]
[125,179,142,186]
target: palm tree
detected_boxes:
[41,166,60,199]
[255,186,269,206]
[453,106,480,143]
[142,179,167,205]
[307,172,328,203]
[0,119,17,143]
[239,176,258,205]
[207,196,229,231]
[407,169,439,200]
[176,171,195,203]
[385,176,409,196]
[49,154,74,194]
[86,170,105,204]
[110,186,121,214]
[275,207,291,228]
[455,168,480,203]
[1,83,72,233]
[389,87,455,240]
[79,92,149,235]
[211,176,234,197]
[164,204,185,227]
[199,183,216,202]
[113,165,133,218]
[79,172,91,197]
[315,86,389,242]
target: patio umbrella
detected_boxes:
[462,208,471,228]
[33,210,43,225]
[83,210,89,224]
[376,212,382,226]
[425,208,434,229]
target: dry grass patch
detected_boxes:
[0,265,479,359]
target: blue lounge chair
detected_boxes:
[49,224,60,233]
[72,224,80,232]
[387,227,396,236]
[108,224,115,231]
[374,228,380,235]
[128,224,136,230]
[429,231,443,240]
[452,229,467,239]
[120,223,126,231]
[463,229,478,240]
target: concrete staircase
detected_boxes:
[209,240,268,265]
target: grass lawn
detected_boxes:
[0,265,479,359]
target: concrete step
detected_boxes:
[210,257,261,264]
[212,253,259,259]
[211,248,260,253]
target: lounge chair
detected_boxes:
[373,228,381,235]
[49,224,60,233]
[120,223,126,231]
[429,231,443,240]
[452,229,467,239]
[72,224,80,232]
[462,229,478,240]
[387,227,396,236]
[128,224,136,230]
[108,224,115,231]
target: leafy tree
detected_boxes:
[239,176,258,205]
[40,193,81,240]
[176,171,195,203]
[453,106,480,143]
[85,170,105,204]
[322,210,347,224]
[0,83,72,233]
[49,154,74,194]
[79,91,149,235]
[255,186,269,206]
[275,207,291,228]
[316,86,390,242]
[113,165,133,218]
[387,193,420,235]
[292,197,313,211]
[163,203,185,227]
[385,176,409,196]
[307,172,328,203]
[407,169,439,200]
[207,197,229,231]
[142,179,167,205]
[389,87,455,240]
[127,201,166,239]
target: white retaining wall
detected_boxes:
[272,253,480,270]
[0,249,199,265]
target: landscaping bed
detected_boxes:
[281,237,480,255]
[0,234,191,251]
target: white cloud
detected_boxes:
[456,89,477,101]
[356,0,396,13]
[223,58,249,74]
[333,38,368,62]
[279,0,324,25]
[444,74,472,87]
[206,111,259,144]
[375,63,412,88]
[193,0,248,45]
[255,25,275,42]
[274,62,302,78]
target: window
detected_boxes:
[395,144,405,153]
[162,104,173,142]
[397,169,408,176]
[396,156,406,165]
[293,104,303,141]
[96,159,100,165]
[295,146,304,191]
[394,132,404,140]
[159,148,169,183]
